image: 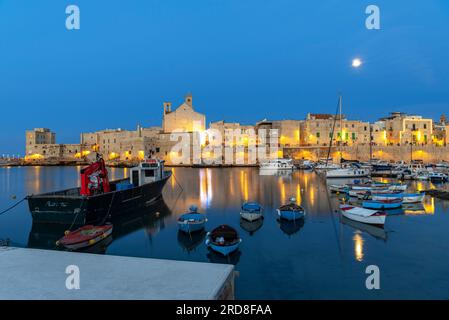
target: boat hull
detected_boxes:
[362,200,402,210]
[240,211,263,222]
[372,193,425,204]
[177,221,206,233]
[27,173,172,225]
[206,239,241,256]
[341,210,386,226]
[277,209,305,221]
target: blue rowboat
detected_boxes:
[205,225,242,256]
[362,199,402,210]
[240,202,263,221]
[277,197,306,221]
[177,205,207,233]
[372,193,425,204]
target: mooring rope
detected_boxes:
[0,197,27,217]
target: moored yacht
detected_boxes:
[326,163,370,179]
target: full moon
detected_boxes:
[352,58,362,68]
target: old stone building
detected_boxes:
[25,128,56,157]
[162,93,205,133]
[382,112,433,145]
[300,113,370,146]
[81,126,161,161]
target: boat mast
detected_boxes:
[339,95,343,166]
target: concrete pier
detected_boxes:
[0,247,235,300]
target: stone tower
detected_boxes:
[440,114,447,125]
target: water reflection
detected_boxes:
[277,218,305,237]
[341,216,388,241]
[3,166,449,299]
[163,168,334,216]
[27,199,172,254]
[353,232,365,262]
[207,249,241,265]
[177,230,206,253]
[240,217,263,235]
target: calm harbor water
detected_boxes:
[1,166,449,299]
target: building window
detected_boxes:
[424,124,427,129]
[352,133,356,140]
[316,132,320,138]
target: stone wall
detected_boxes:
[284,145,449,163]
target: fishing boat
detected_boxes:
[56,224,113,250]
[372,193,425,204]
[362,199,402,210]
[277,198,305,221]
[340,204,386,226]
[27,157,171,225]
[240,202,263,222]
[177,205,207,233]
[205,225,242,256]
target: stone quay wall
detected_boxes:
[284,145,449,163]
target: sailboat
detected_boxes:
[326,95,370,179]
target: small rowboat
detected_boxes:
[340,204,386,226]
[372,193,425,204]
[348,190,369,198]
[388,184,408,191]
[328,184,348,193]
[177,205,207,233]
[205,225,242,256]
[277,198,306,221]
[57,224,113,250]
[240,202,263,222]
[362,199,402,210]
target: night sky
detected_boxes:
[1,0,449,154]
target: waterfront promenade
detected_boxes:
[0,247,235,300]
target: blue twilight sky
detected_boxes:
[1,0,449,154]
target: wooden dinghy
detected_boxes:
[340,204,386,227]
[56,224,113,250]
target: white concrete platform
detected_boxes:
[0,247,234,300]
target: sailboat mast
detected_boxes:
[339,95,343,165]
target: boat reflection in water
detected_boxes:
[207,249,241,265]
[177,230,206,253]
[27,199,172,254]
[239,217,263,236]
[277,217,305,237]
[402,203,427,215]
[258,169,293,177]
[340,216,388,242]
